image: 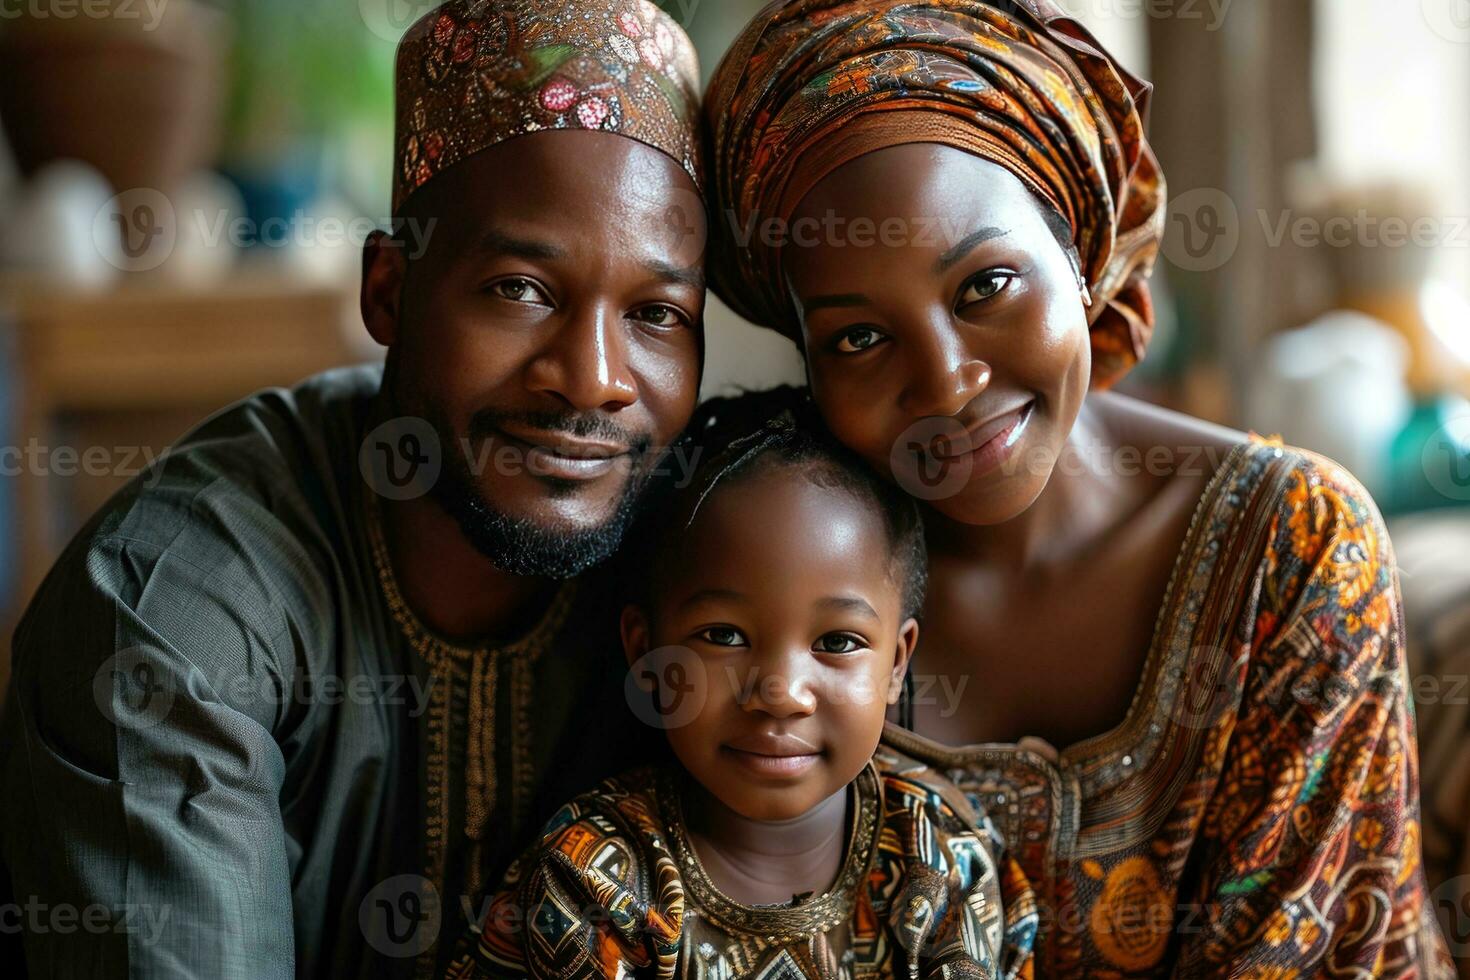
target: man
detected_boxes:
[0,1,707,976]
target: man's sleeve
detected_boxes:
[1,531,298,979]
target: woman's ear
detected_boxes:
[361,229,408,348]
[620,605,650,669]
[886,618,920,704]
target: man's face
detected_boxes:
[365,131,706,576]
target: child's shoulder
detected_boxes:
[532,765,676,852]
[872,743,988,831]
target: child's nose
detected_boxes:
[742,649,819,717]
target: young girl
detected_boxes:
[446,390,1037,980]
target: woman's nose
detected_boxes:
[898,318,991,419]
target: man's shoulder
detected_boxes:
[26,365,383,634]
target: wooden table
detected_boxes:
[0,273,378,687]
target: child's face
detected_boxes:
[623,463,918,822]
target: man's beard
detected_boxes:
[428,408,655,579]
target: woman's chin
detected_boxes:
[928,472,1052,527]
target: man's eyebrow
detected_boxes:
[798,293,870,315]
[816,595,880,620]
[937,227,1010,272]
[477,229,566,261]
[646,259,705,290]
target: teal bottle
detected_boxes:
[1384,395,1470,516]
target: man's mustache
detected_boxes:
[466,410,653,456]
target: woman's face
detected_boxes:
[784,144,1093,526]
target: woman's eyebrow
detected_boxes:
[937,226,1010,272]
[798,292,870,314]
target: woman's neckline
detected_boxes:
[887,439,1260,769]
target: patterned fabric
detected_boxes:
[393,0,703,213]
[445,750,1039,979]
[703,0,1165,389]
[884,438,1456,977]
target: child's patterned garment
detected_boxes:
[446,749,1038,979]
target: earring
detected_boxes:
[1081,282,1093,308]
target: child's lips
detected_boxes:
[721,733,822,777]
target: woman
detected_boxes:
[704,0,1454,975]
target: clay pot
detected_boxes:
[0,0,228,196]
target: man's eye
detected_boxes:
[957,272,1014,308]
[835,327,886,354]
[814,633,864,655]
[490,277,550,304]
[631,304,689,328]
[698,626,747,647]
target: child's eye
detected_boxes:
[814,633,865,655]
[697,626,747,648]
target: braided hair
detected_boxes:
[635,386,928,622]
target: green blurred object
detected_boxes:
[213,0,395,210]
[1384,395,1470,516]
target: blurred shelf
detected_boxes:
[0,272,378,658]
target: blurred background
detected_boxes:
[2,0,1470,956]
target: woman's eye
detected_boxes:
[698,626,747,648]
[490,277,550,304]
[631,304,689,328]
[957,271,1014,308]
[814,633,864,655]
[835,327,886,354]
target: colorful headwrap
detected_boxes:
[393,0,703,214]
[705,0,1166,388]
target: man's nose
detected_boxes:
[524,304,639,412]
